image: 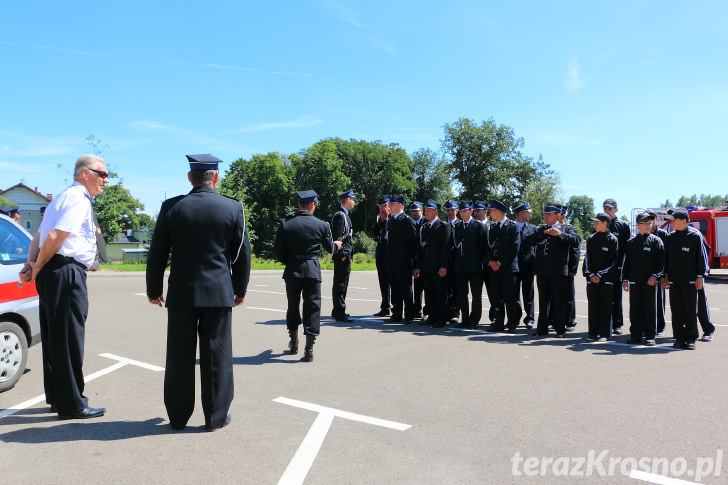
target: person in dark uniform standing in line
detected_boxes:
[444,200,460,323]
[622,212,664,346]
[583,213,618,341]
[485,200,522,332]
[414,201,451,328]
[331,189,356,323]
[562,204,581,332]
[409,201,426,320]
[525,203,581,338]
[451,201,485,329]
[373,196,391,317]
[20,154,108,420]
[602,198,631,334]
[146,154,251,431]
[514,203,537,329]
[385,195,418,324]
[273,190,337,362]
[661,207,709,350]
[473,201,496,324]
[646,210,669,336]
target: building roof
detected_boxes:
[1,183,53,203]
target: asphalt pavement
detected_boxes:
[1,270,727,484]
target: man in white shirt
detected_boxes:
[20,154,108,420]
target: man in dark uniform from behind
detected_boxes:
[485,199,522,332]
[525,203,581,337]
[451,201,485,329]
[331,189,356,323]
[409,201,426,319]
[602,198,631,334]
[622,212,664,346]
[273,190,337,361]
[661,208,709,350]
[385,195,418,324]
[583,213,618,341]
[413,201,451,328]
[373,196,391,317]
[514,203,536,329]
[146,154,251,431]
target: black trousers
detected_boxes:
[447,270,459,319]
[456,270,483,326]
[668,283,698,343]
[656,285,667,333]
[413,274,424,317]
[422,272,448,324]
[627,282,657,340]
[536,275,568,335]
[331,258,351,317]
[567,276,577,326]
[285,277,322,336]
[388,266,414,320]
[375,255,390,311]
[165,307,233,429]
[483,268,496,322]
[698,288,716,334]
[515,270,535,325]
[488,269,522,330]
[36,256,89,414]
[611,278,624,329]
[587,281,613,338]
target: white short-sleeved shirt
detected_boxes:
[38,182,97,268]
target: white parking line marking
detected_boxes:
[0,354,163,421]
[348,286,367,290]
[274,397,410,485]
[630,469,699,484]
[247,306,287,313]
[248,289,287,295]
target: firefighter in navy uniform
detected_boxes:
[444,201,460,323]
[514,203,537,329]
[146,154,251,431]
[385,195,418,324]
[525,204,581,337]
[331,189,355,323]
[602,198,631,334]
[622,212,665,346]
[661,208,709,350]
[485,199,522,332]
[562,204,581,331]
[451,201,486,329]
[273,190,338,362]
[583,213,618,341]
[373,196,391,317]
[473,201,496,324]
[414,201,451,328]
[409,201,426,319]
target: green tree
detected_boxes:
[138,213,156,230]
[520,172,563,225]
[410,147,453,205]
[0,195,14,206]
[441,118,553,210]
[675,194,728,208]
[566,195,595,238]
[92,184,144,243]
[219,152,293,256]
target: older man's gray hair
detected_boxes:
[74,154,105,178]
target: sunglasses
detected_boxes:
[89,168,109,179]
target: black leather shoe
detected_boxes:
[431,321,447,328]
[49,405,57,414]
[554,333,566,338]
[289,340,299,355]
[300,349,314,362]
[170,422,186,431]
[387,317,403,323]
[402,319,414,325]
[58,406,106,420]
[335,316,354,323]
[373,309,390,317]
[454,322,469,329]
[205,414,231,432]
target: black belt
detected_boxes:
[292,254,318,261]
[50,254,87,270]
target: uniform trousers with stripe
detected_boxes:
[668,283,699,343]
[586,280,613,338]
[627,282,657,340]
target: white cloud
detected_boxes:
[565,56,587,91]
[324,1,396,55]
[234,116,324,133]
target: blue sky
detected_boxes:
[2,1,727,219]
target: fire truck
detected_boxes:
[631,203,728,269]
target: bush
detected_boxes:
[352,231,376,255]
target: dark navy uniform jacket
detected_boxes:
[608,217,631,268]
[273,210,334,281]
[415,218,451,273]
[583,231,618,282]
[374,215,388,260]
[146,186,251,308]
[451,219,485,273]
[664,228,709,284]
[385,212,417,268]
[621,233,664,283]
[484,218,520,273]
[525,223,581,276]
[517,221,537,273]
[331,207,353,261]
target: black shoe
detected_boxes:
[613,327,623,335]
[300,349,314,362]
[467,324,480,330]
[455,321,470,329]
[672,341,683,349]
[373,309,390,317]
[402,319,414,325]
[49,405,57,414]
[58,406,106,420]
[335,316,354,323]
[625,339,641,345]
[505,327,517,334]
[205,414,231,432]
[412,313,424,320]
[387,316,403,323]
[431,321,447,328]
[524,321,534,329]
[488,325,505,332]
[683,341,696,350]
[170,422,186,431]
[288,340,299,355]
[419,318,431,326]
[532,331,547,337]
[644,339,656,346]
[555,333,566,338]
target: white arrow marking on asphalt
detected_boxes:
[630,469,699,484]
[0,353,163,420]
[274,396,410,485]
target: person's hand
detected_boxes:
[234,295,245,306]
[647,276,656,286]
[545,227,562,237]
[590,275,600,284]
[334,241,343,250]
[341,256,346,262]
[488,261,500,271]
[622,281,629,292]
[696,277,704,290]
[19,262,34,282]
[437,267,447,278]
[413,268,420,279]
[661,277,669,289]
[148,295,165,307]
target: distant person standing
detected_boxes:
[514,203,536,329]
[331,189,355,323]
[385,195,417,324]
[273,190,337,362]
[373,196,391,317]
[9,207,21,223]
[602,198,631,334]
[409,201,426,320]
[583,213,618,341]
[413,201,451,328]
[19,154,108,419]
[146,154,251,431]
[451,201,485,329]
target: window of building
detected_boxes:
[25,220,32,231]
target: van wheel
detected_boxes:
[0,321,28,392]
